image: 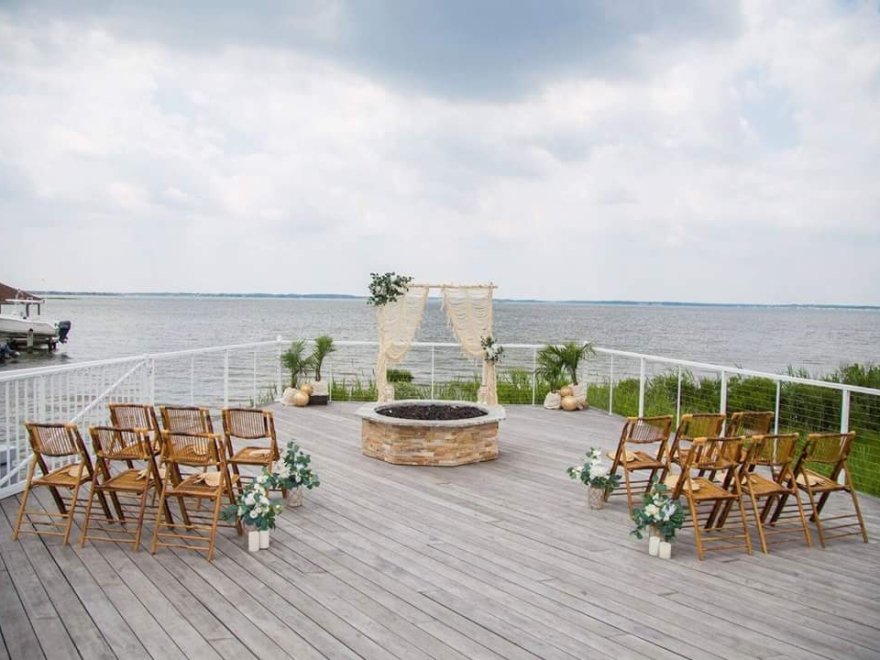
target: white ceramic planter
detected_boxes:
[648,535,661,557]
[658,541,672,560]
[259,529,270,549]
[286,487,303,508]
[587,486,605,510]
[248,530,260,553]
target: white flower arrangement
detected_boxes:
[631,479,685,542]
[567,447,621,492]
[270,442,320,492]
[221,470,283,531]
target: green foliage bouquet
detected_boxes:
[221,472,283,531]
[271,442,320,492]
[567,447,621,494]
[631,480,684,542]
[480,336,504,364]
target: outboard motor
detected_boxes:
[58,320,72,343]
[0,342,20,362]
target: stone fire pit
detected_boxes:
[356,400,505,466]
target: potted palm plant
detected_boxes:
[280,340,315,407]
[536,341,594,410]
[308,335,336,405]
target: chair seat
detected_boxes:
[689,478,738,501]
[615,450,663,470]
[168,472,239,496]
[100,469,156,492]
[230,446,275,465]
[33,463,89,487]
[797,469,844,492]
[742,473,790,496]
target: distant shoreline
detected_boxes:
[32,291,880,310]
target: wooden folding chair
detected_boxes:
[727,411,774,438]
[80,427,170,550]
[109,403,162,454]
[606,415,673,511]
[667,413,726,469]
[739,434,811,553]
[13,422,108,545]
[788,432,868,547]
[159,405,214,434]
[150,430,242,561]
[221,408,280,495]
[669,436,753,560]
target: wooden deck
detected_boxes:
[2,402,880,659]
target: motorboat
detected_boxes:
[0,286,70,351]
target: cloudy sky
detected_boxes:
[1,1,878,304]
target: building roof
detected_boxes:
[0,282,42,303]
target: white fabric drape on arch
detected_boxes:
[441,286,497,405]
[375,286,429,403]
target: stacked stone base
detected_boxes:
[361,419,499,466]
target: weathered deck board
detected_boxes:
[1,402,878,659]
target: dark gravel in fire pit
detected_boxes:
[377,404,488,421]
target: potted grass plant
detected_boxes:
[631,480,684,558]
[567,447,621,509]
[221,472,283,551]
[271,442,320,507]
[308,335,336,405]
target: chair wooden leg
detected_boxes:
[687,495,705,560]
[792,489,813,548]
[748,490,768,554]
[622,468,634,513]
[803,485,826,548]
[844,472,869,543]
[79,481,100,548]
[133,486,151,551]
[206,492,223,562]
[62,482,83,546]
[150,486,170,555]
[734,485,753,555]
[12,461,37,540]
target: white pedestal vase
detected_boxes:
[658,541,672,560]
[259,529,270,549]
[286,487,303,508]
[247,531,260,553]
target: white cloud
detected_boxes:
[1,1,879,303]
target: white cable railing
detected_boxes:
[1,338,879,498]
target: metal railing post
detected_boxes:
[720,370,728,417]
[276,336,284,398]
[840,390,851,433]
[190,356,195,404]
[149,357,156,404]
[252,351,257,405]
[774,381,781,434]
[608,355,614,415]
[223,351,229,408]
[531,347,537,406]
[638,358,646,417]
[431,345,436,399]
[676,367,682,428]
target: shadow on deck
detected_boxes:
[1,403,879,659]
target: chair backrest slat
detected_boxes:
[160,406,214,434]
[728,411,774,437]
[26,423,82,457]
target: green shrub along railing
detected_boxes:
[329,362,880,496]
